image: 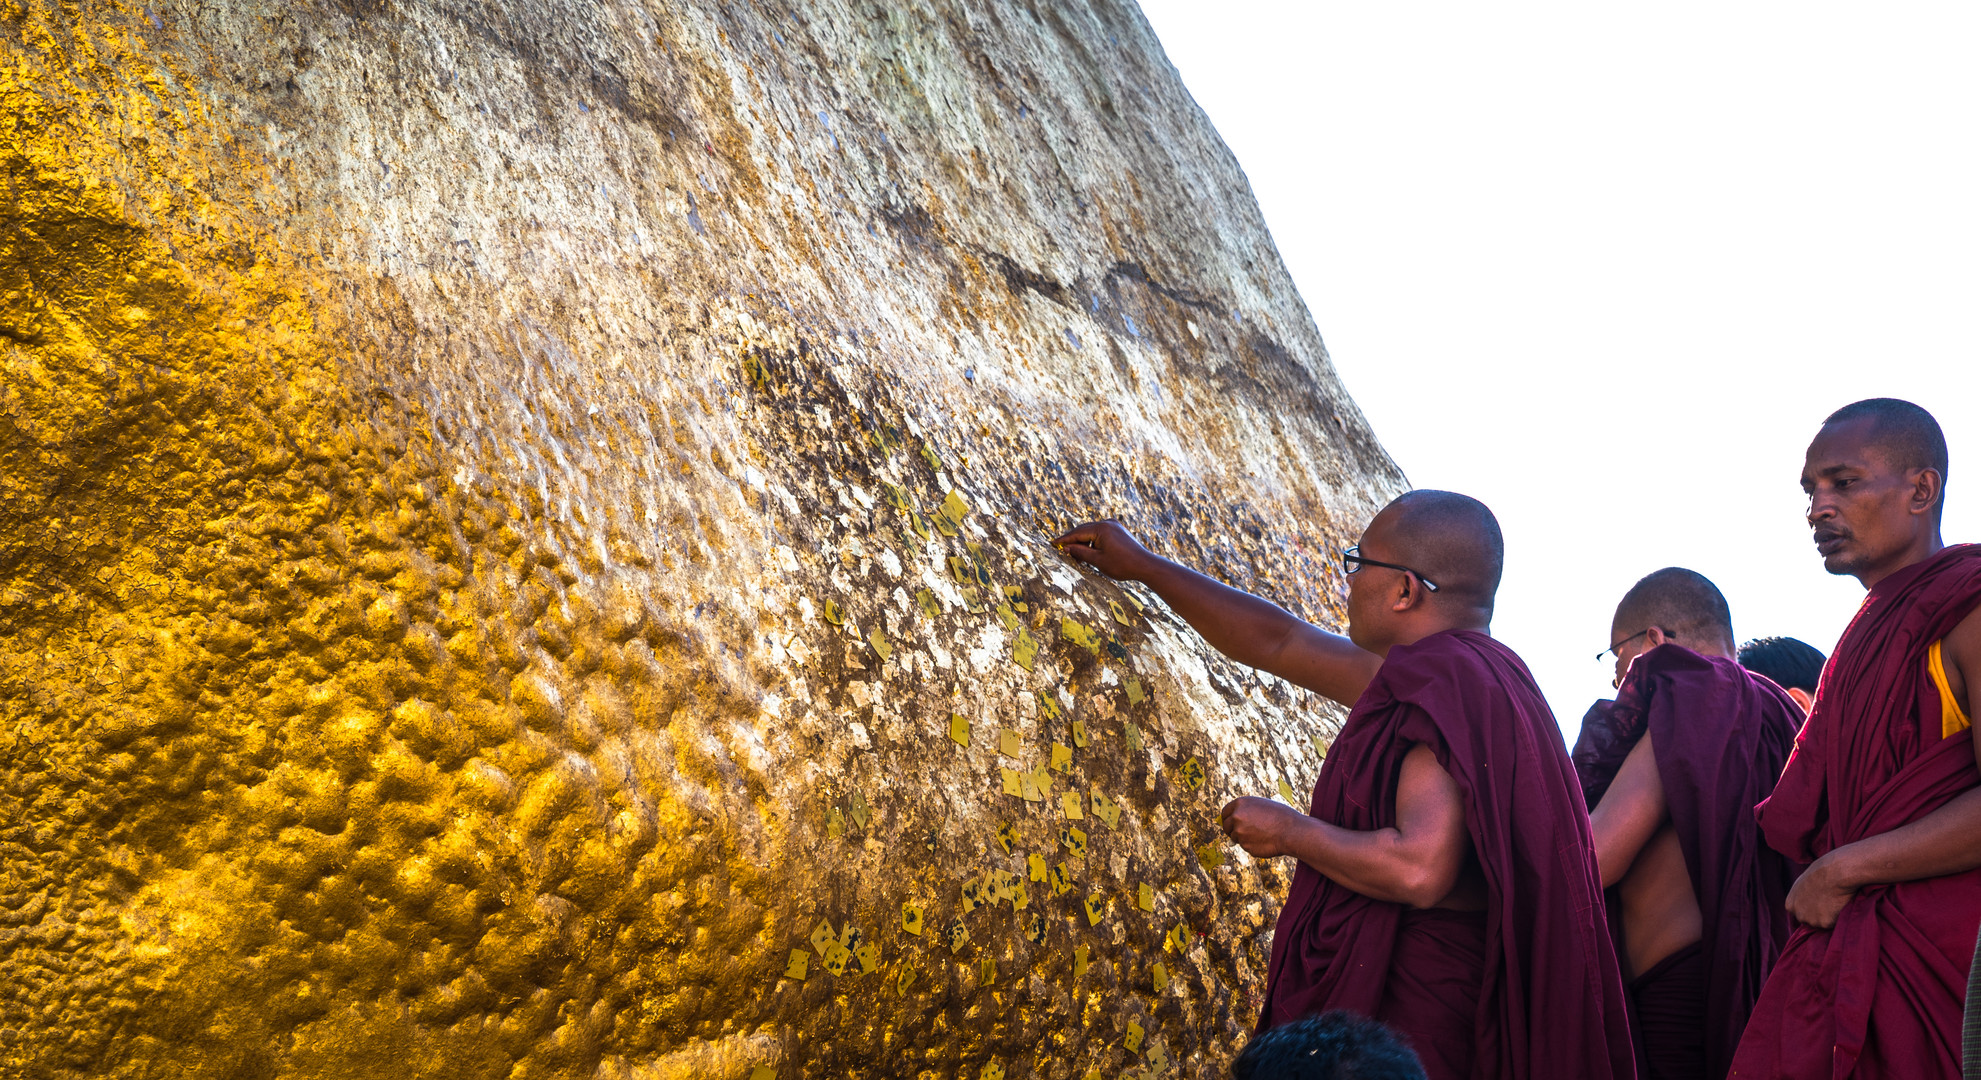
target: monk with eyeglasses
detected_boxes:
[1571,568,1803,1079]
[1056,490,1632,1080]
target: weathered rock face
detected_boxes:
[0,0,1403,1076]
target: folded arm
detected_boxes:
[1054,520,1382,707]
[1220,743,1470,908]
[1587,733,1667,888]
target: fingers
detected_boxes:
[1051,521,1103,547]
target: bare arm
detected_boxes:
[1787,606,1981,928]
[1220,743,1469,907]
[1054,520,1383,707]
[1586,733,1668,888]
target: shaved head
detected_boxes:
[1613,567,1733,651]
[1374,489,1505,615]
[1823,398,1948,481]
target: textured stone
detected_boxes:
[0,0,1401,1076]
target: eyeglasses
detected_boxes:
[1595,627,1670,663]
[1340,546,1439,592]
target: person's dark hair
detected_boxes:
[1823,398,1949,480]
[1612,567,1734,649]
[1231,1012,1427,1080]
[1737,636,1827,694]
[1384,489,1505,617]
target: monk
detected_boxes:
[1055,490,1633,1080]
[1736,636,1828,715]
[1731,398,1981,1079]
[1572,568,1803,1079]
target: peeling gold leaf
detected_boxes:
[1060,790,1083,820]
[1138,883,1155,912]
[896,960,917,994]
[1027,853,1048,882]
[1125,1020,1145,1052]
[826,806,844,839]
[1092,789,1121,830]
[868,626,892,661]
[1277,777,1299,805]
[1059,825,1088,857]
[1110,599,1132,626]
[942,489,970,522]
[1024,912,1048,944]
[1084,894,1104,926]
[994,602,1020,631]
[810,921,837,955]
[1195,843,1225,870]
[961,878,989,913]
[997,821,1018,855]
[1010,883,1029,911]
[1153,962,1169,993]
[999,728,1022,758]
[901,903,925,935]
[855,942,879,973]
[916,588,940,619]
[950,712,972,748]
[1073,944,1090,978]
[1049,862,1073,896]
[822,941,853,976]
[823,599,844,626]
[784,950,810,981]
[1013,628,1038,671]
[1071,719,1089,748]
[751,1068,776,1080]
[978,956,995,986]
[1002,767,1023,798]
[945,919,970,953]
[1124,722,1143,753]
[1039,694,1063,721]
[979,1062,1004,1080]
[1050,742,1072,773]
[1125,677,1145,705]
[848,790,870,830]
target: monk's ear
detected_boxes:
[1391,572,1426,613]
[1906,466,1944,518]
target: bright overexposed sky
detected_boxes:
[1136,2,1981,737]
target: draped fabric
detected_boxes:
[1571,645,1804,1078]
[1260,629,1635,1079]
[1731,545,1981,1079]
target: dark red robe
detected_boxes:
[1260,629,1635,1080]
[1572,645,1804,1079]
[1731,544,1981,1079]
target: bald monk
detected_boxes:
[1055,491,1633,1080]
[1571,569,1803,1079]
[1731,399,1981,1079]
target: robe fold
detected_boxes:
[1731,544,1981,1079]
[1260,629,1635,1080]
[1571,645,1803,1079]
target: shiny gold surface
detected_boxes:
[0,1,1402,1076]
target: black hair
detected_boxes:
[1823,398,1949,479]
[1231,1012,1427,1080]
[1737,636,1827,694]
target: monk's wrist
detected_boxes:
[1817,842,1874,891]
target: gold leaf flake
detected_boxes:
[1110,599,1132,626]
[978,957,996,986]
[999,728,1022,758]
[901,903,925,935]
[961,878,989,913]
[1024,912,1048,945]
[1195,843,1225,870]
[921,442,944,472]
[1019,770,1042,803]
[1002,767,1024,798]
[1153,962,1169,993]
[1071,719,1089,748]
[823,599,844,626]
[1028,762,1055,796]
[784,949,810,980]
[1277,777,1299,805]
[1124,722,1143,753]
[910,509,930,539]
[849,790,870,830]
[1165,923,1188,953]
[916,588,940,619]
[883,480,910,509]
[1013,628,1039,671]
[1049,862,1073,896]
[1039,694,1062,721]
[979,1063,1005,1080]
[1010,883,1029,911]
[942,489,970,522]
[1059,617,1097,651]
[810,921,837,955]
[1125,677,1145,705]
[1104,633,1129,662]
[950,712,972,748]
[856,942,879,973]
[997,821,1018,855]
[868,627,892,661]
[1125,1020,1144,1052]
[1312,733,1330,756]
[945,919,970,953]
[1177,756,1206,791]
[1059,825,1088,857]
[948,556,971,583]
[1138,883,1155,912]
[826,806,844,839]
[822,941,853,976]
[994,603,1020,631]
[1027,853,1048,881]
[1084,894,1104,926]
[751,1068,775,1080]
[896,961,917,993]
[1148,1042,1173,1071]
[1092,789,1121,830]
[1050,742,1073,773]
[1061,790,1083,820]
[1073,944,1090,978]
[990,868,1020,903]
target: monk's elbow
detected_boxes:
[1395,865,1455,909]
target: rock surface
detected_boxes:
[0,0,1403,1076]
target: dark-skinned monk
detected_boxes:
[1055,490,1633,1080]
[1571,568,1802,1080]
[1731,399,1981,1079]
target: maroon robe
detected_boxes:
[1731,544,1981,1079]
[1260,629,1635,1080]
[1572,645,1804,1079]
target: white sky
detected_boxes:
[1136,2,1981,738]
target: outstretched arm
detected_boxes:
[1788,606,1981,928]
[1054,520,1382,707]
[1219,743,1470,908]
[1587,733,1668,888]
